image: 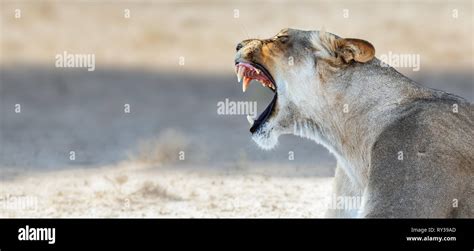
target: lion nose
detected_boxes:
[236,42,244,52]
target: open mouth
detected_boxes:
[235,61,277,133]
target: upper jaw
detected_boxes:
[234,60,277,93]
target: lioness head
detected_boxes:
[234,28,375,150]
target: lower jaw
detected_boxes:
[250,93,277,133]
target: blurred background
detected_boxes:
[0,0,472,217]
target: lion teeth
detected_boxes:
[242,77,251,92]
[236,64,276,92]
[247,115,254,126]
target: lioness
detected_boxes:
[234,28,473,218]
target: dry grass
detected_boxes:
[131,181,183,201]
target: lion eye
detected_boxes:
[276,35,289,43]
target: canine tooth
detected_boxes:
[242,77,251,92]
[247,115,254,126]
[255,69,261,74]
[237,66,244,82]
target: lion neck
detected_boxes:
[295,59,427,187]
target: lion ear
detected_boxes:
[334,38,375,63]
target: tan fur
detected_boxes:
[235,28,474,218]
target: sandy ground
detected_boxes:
[0,1,472,217]
[0,162,333,218]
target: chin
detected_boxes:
[251,124,280,150]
